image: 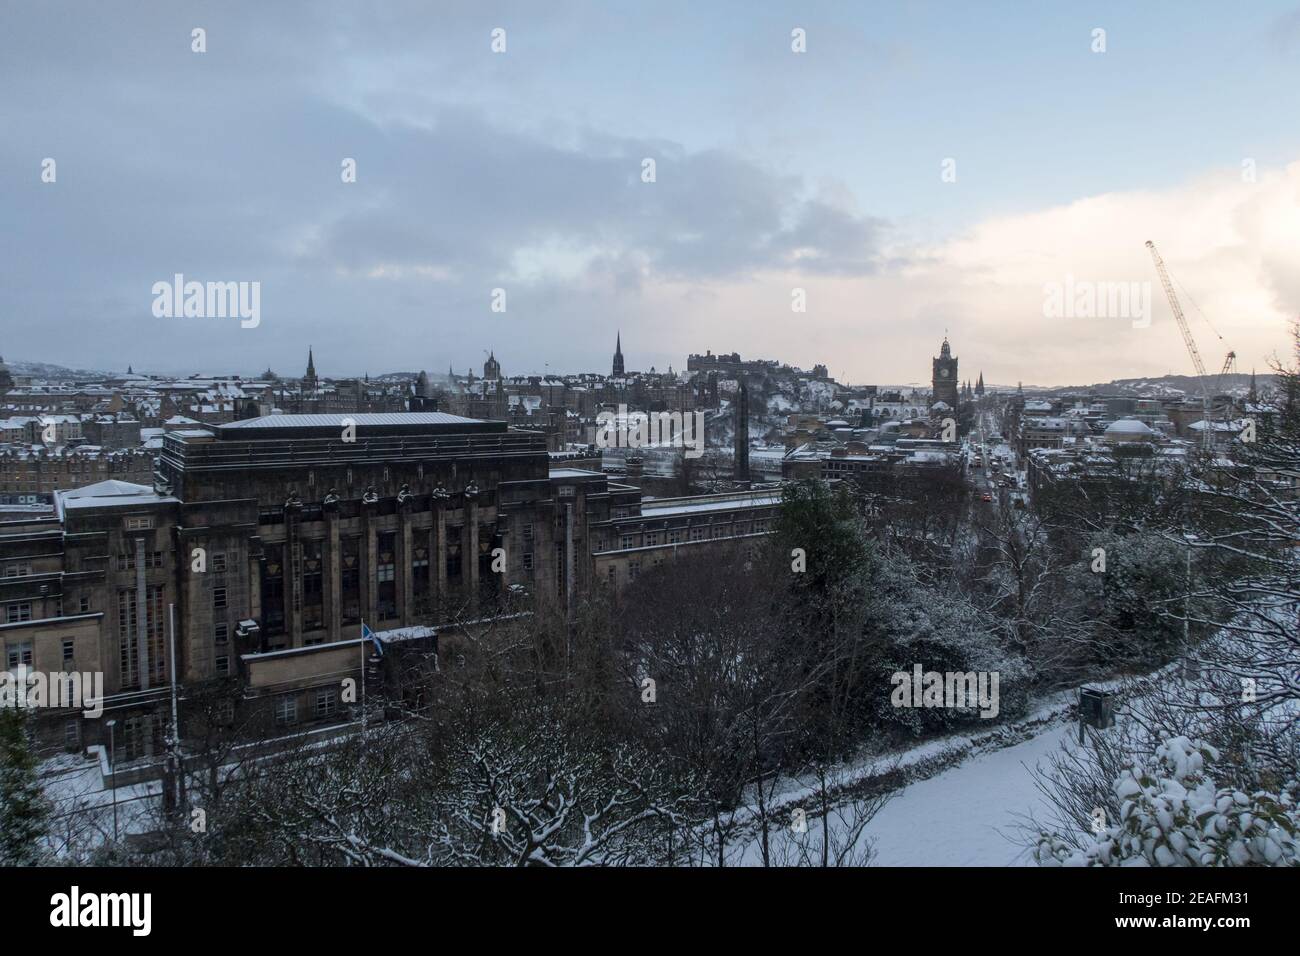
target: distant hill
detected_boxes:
[1037,372,1275,399]
[5,359,114,381]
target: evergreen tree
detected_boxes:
[0,707,51,865]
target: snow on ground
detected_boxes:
[720,692,1083,866]
[863,723,1070,866]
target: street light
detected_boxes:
[105,719,118,843]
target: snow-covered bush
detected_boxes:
[1036,735,1298,867]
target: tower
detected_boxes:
[483,351,501,381]
[304,347,318,393]
[734,379,750,485]
[975,371,985,397]
[931,336,958,408]
[612,332,625,377]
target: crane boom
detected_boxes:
[1145,240,1213,448]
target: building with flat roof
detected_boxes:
[1,412,782,767]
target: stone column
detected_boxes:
[285,502,302,648]
[466,503,479,606]
[398,494,413,626]
[325,497,341,643]
[134,536,149,690]
[363,501,378,626]
[433,490,448,620]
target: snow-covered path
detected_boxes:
[864,724,1071,866]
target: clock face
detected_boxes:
[939,368,949,378]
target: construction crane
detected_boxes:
[1146,240,1214,450]
[1216,351,1237,421]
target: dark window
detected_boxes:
[377,533,397,622]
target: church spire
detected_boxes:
[304,347,318,392]
[612,331,625,376]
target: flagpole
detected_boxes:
[360,622,366,737]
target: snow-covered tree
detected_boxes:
[1036,735,1298,867]
[0,707,51,865]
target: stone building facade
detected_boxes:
[1,412,778,766]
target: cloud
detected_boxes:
[662,160,1300,386]
[0,2,1294,388]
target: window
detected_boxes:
[446,537,462,579]
[644,532,661,547]
[79,596,90,613]
[340,537,361,626]
[125,516,153,530]
[211,552,227,573]
[274,695,298,725]
[261,544,285,634]
[629,560,640,581]
[5,602,32,623]
[690,526,708,542]
[2,561,30,578]
[214,623,228,644]
[213,587,227,610]
[376,533,397,622]
[522,551,534,571]
[215,699,235,725]
[5,641,33,670]
[301,540,323,631]
[521,523,534,542]
[64,720,81,750]
[117,586,165,689]
[667,530,683,545]
[314,688,337,719]
[621,534,636,550]
[62,639,74,666]
[215,656,230,676]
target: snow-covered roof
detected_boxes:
[1105,418,1154,436]
[55,480,176,517]
[219,412,483,431]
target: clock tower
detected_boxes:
[931,336,959,408]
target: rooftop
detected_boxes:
[54,479,177,517]
[219,411,487,431]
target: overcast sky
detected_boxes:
[3,1,1299,386]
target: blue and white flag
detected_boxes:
[361,622,384,657]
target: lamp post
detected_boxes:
[105,719,118,843]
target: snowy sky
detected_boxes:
[3,1,1299,385]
